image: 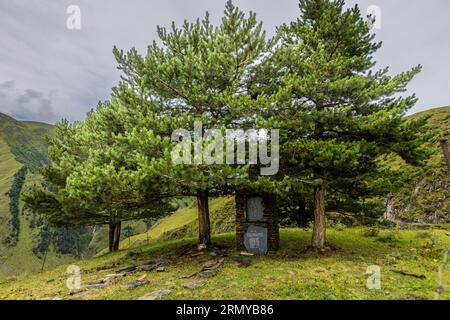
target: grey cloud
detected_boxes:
[16,89,46,104]
[0,0,449,123]
[0,81,15,90]
[0,81,57,123]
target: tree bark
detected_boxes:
[108,223,115,253]
[112,221,122,252]
[108,222,122,252]
[197,189,211,246]
[295,200,310,228]
[312,184,326,249]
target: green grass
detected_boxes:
[0,107,449,294]
[1,227,449,300]
[0,137,23,274]
[383,106,450,222]
[87,221,149,256]
[0,114,75,276]
[114,197,235,252]
[0,171,76,276]
[0,113,54,172]
[409,106,450,136]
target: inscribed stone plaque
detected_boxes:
[246,196,264,221]
[244,225,268,254]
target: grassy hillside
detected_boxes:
[1,106,448,279]
[110,107,450,254]
[115,107,450,252]
[0,171,75,275]
[409,106,450,134]
[0,113,161,276]
[0,114,92,276]
[112,197,235,252]
[87,221,149,255]
[0,113,53,172]
[386,106,450,223]
[1,227,449,300]
[0,136,23,272]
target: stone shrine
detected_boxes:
[235,193,279,253]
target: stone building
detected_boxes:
[235,192,279,253]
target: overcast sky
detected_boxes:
[0,0,449,124]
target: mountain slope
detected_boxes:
[1,106,448,276]
[385,106,450,223]
[0,113,53,172]
[116,107,450,251]
[1,227,449,300]
[0,136,23,270]
[110,197,235,252]
[0,114,93,276]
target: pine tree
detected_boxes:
[113,0,270,246]
[23,93,177,252]
[256,0,427,249]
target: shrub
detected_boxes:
[3,166,27,247]
[334,222,346,231]
[376,218,397,229]
[415,231,433,239]
[376,230,399,243]
[362,227,380,237]
[415,231,445,258]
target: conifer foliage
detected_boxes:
[113,0,271,246]
[24,0,427,251]
[255,0,426,248]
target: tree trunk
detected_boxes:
[108,223,115,253]
[197,189,211,246]
[112,221,122,252]
[108,222,122,252]
[312,184,326,249]
[295,200,310,228]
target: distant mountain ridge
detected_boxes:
[0,113,53,172]
[385,106,450,223]
[115,107,450,252]
[0,113,93,276]
[0,107,449,276]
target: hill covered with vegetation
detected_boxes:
[0,105,448,298]
[115,197,236,252]
[385,106,449,223]
[113,107,450,251]
[1,226,449,300]
[1,106,447,277]
[0,114,93,276]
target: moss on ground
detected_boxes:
[1,227,449,300]
[114,197,236,252]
